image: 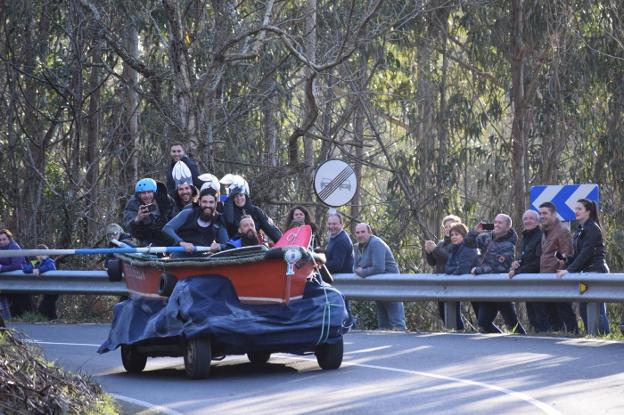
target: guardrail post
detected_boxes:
[586,302,600,336]
[443,301,459,330]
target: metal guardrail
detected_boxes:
[0,270,127,296]
[0,270,621,335]
[332,272,624,335]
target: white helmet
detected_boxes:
[172,161,193,188]
[199,173,220,193]
[222,174,249,196]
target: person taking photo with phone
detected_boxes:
[465,214,526,335]
[123,178,178,247]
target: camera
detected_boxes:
[554,250,566,261]
[481,223,495,231]
[142,204,157,212]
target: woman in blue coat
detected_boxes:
[444,223,479,330]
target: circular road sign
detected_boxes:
[313,159,358,207]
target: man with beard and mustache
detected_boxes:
[163,188,229,257]
[174,182,198,211]
[224,215,263,249]
[123,178,178,247]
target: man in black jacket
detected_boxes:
[509,210,546,332]
[122,178,178,247]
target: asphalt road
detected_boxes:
[8,323,624,415]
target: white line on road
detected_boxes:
[111,394,184,415]
[33,337,563,415]
[279,354,562,415]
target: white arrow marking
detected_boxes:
[564,184,598,214]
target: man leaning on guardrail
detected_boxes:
[353,223,406,331]
[467,214,526,335]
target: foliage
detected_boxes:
[2,0,624,331]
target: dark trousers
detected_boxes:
[527,302,578,333]
[437,301,465,330]
[8,294,34,317]
[478,302,526,334]
[38,295,59,320]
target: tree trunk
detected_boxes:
[85,37,101,236]
[121,23,139,192]
[510,0,527,229]
[302,0,317,200]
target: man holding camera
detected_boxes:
[466,214,526,334]
[122,178,178,247]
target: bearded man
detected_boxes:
[162,188,228,257]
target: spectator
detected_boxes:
[509,210,545,332]
[353,223,406,331]
[325,213,354,275]
[539,202,578,333]
[0,229,28,318]
[166,143,201,197]
[424,214,462,329]
[284,205,320,249]
[122,178,178,247]
[22,244,58,320]
[557,199,610,334]
[444,223,478,330]
[467,214,526,334]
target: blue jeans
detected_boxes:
[579,302,610,335]
[375,301,406,330]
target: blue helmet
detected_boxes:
[135,178,157,193]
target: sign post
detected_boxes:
[529,184,599,221]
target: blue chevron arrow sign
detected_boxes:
[530,184,599,221]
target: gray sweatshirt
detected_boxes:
[353,235,399,277]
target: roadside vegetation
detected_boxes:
[0,327,118,414]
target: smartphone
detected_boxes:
[481,223,494,231]
[143,204,157,212]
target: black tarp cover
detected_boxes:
[98,275,350,355]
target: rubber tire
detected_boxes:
[121,345,147,374]
[158,273,177,297]
[107,259,123,282]
[315,337,343,370]
[184,338,212,379]
[247,351,271,364]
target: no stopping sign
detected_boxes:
[313,159,358,207]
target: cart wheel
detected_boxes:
[247,351,271,364]
[107,259,123,282]
[184,338,212,379]
[159,273,177,297]
[121,344,147,373]
[315,337,343,370]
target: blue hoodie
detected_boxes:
[22,257,56,274]
[0,240,26,272]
